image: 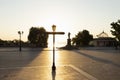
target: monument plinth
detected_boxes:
[59,32,78,50]
[66,32,71,46]
[63,32,73,50]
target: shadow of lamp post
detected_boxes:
[18,31,23,51]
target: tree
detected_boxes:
[0,39,4,46]
[28,27,48,47]
[37,27,48,47]
[111,20,120,42]
[72,30,93,47]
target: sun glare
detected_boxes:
[45,17,68,48]
[49,49,60,65]
[48,35,66,48]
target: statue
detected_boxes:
[68,32,71,39]
[60,32,77,50]
[67,32,71,46]
[60,32,78,50]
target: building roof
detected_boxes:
[97,31,109,38]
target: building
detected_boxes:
[92,31,117,47]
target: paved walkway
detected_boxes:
[0,47,120,80]
[0,65,98,80]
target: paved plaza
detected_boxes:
[0,47,120,80]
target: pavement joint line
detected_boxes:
[0,65,68,70]
[69,64,98,80]
[0,66,49,70]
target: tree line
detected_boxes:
[0,39,27,47]
[0,19,120,47]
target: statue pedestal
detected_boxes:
[64,39,72,50]
[59,32,78,50]
[67,39,71,46]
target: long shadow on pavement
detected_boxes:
[74,50,120,68]
[0,47,46,80]
[81,47,120,54]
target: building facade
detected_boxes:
[92,31,117,47]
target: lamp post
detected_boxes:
[52,25,56,70]
[18,31,23,51]
[46,25,64,70]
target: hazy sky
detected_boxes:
[0,0,120,46]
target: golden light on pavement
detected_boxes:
[49,49,60,66]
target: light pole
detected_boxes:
[52,25,56,70]
[46,25,64,70]
[18,31,23,51]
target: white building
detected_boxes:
[92,31,117,47]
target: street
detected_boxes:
[0,47,120,80]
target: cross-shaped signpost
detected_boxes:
[47,25,65,71]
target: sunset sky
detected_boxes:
[0,0,120,47]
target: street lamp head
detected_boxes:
[22,31,24,34]
[52,25,56,32]
[18,31,24,34]
[18,31,20,34]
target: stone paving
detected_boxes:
[0,47,120,80]
[0,65,96,80]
